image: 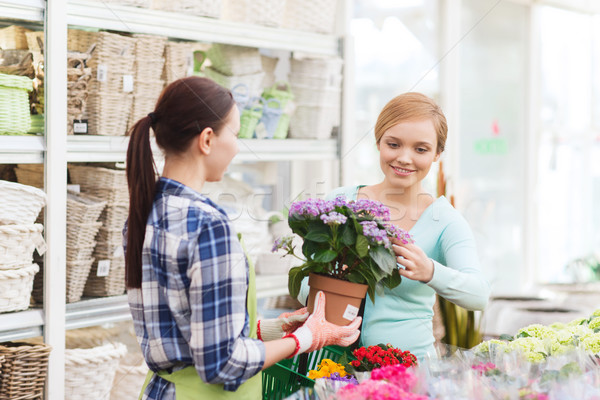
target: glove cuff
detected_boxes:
[288,325,313,355]
[257,319,284,342]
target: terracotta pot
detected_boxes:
[307,273,368,326]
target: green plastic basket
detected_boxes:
[262,345,353,400]
[262,82,293,139]
[0,73,33,135]
[239,98,263,139]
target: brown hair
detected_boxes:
[125,77,235,288]
[374,92,447,154]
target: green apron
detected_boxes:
[139,244,262,400]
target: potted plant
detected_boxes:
[272,197,413,325]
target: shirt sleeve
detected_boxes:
[426,216,491,311]
[187,216,265,391]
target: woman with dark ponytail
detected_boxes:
[124,77,362,400]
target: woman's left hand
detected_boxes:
[392,238,434,283]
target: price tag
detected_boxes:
[122,75,134,93]
[33,233,47,256]
[97,65,108,82]
[97,260,110,277]
[67,184,80,193]
[342,304,359,321]
[73,119,88,134]
[185,54,194,76]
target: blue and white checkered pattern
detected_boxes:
[126,178,265,399]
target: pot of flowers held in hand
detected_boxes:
[272,197,413,326]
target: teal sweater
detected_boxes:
[298,186,490,361]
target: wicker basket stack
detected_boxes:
[0,73,33,135]
[221,0,287,28]
[162,41,195,85]
[288,57,342,139]
[0,25,32,50]
[151,0,222,18]
[69,166,128,297]
[283,0,339,34]
[205,44,265,98]
[0,341,52,399]
[68,29,136,136]
[130,34,167,127]
[67,54,93,135]
[0,180,45,313]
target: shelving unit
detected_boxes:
[0,1,352,398]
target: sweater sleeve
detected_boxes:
[425,215,490,311]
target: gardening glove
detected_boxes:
[257,308,309,341]
[285,291,361,356]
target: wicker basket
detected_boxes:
[290,83,340,106]
[69,165,127,191]
[110,354,149,400]
[67,192,107,224]
[32,258,95,303]
[151,0,222,18]
[25,31,44,67]
[84,252,125,297]
[290,56,343,79]
[0,341,52,400]
[67,245,96,263]
[95,227,125,255]
[65,342,127,400]
[207,44,262,76]
[222,0,287,27]
[100,205,129,231]
[0,263,39,313]
[0,224,45,269]
[283,0,338,34]
[0,26,33,50]
[0,180,46,225]
[67,57,92,135]
[67,221,102,249]
[163,42,195,84]
[0,50,35,78]
[15,164,44,188]
[0,73,33,135]
[289,105,336,140]
[205,67,264,98]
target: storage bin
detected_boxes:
[69,165,128,191]
[0,25,32,50]
[151,0,222,18]
[0,50,35,78]
[291,83,340,106]
[207,44,262,76]
[239,99,263,139]
[99,205,129,231]
[0,73,33,135]
[163,41,195,84]
[262,82,294,139]
[0,180,46,225]
[289,105,337,140]
[32,258,95,303]
[255,98,283,139]
[222,0,287,28]
[67,56,92,135]
[290,57,343,79]
[65,341,127,400]
[282,0,338,34]
[205,66,264,98]
[0,341,52,400]
[0,224,45,269]
[67,221,102,249]
[0,264,39,313]
[67,192,107,224]
[84,252,126,297]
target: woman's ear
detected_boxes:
[197,127,214,155]
[434,152,441,162]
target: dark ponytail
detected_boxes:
[125,77,235,288]
[125,116,156,288]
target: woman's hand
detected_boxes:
[392,238,434,283]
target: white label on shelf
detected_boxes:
[73,119,88,134]
[113,246,124,258]
[185,54,194,76]
[123,75,134,93]
[97,260,110,277]
[342,304,359,321]
[33,233,47,256]
[97,65,108,82]
[67,184,80,193]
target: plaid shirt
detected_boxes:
[126,178,265,399]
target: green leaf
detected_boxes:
[288,266,307,299]
[313,249,337,263]
[339,224,356,246]
[516,331,531,338]
[356,235,369,258]
[370,246,397,275]
[302,240,320,259]
[304,231,330,243]
[499,334,514,342]
[382,269,402,289]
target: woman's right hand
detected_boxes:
[288,291,361,355]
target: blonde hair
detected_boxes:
[374,92,447,154]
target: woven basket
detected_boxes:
[222,0,286,27]
[68,30,136,61]
[205,67,264,98]
[0,73,33,135]
[67,57,92,135]
[69,165,127,190]
[0,50,35,78]
[163,42,194,84]
[0,341,52,400]
[67,192,107,224]
[100,205,129,231]
[0,180,46,225]
[84,251,125,297]
[0,263,39,313]
[289,105,336,140]
[290,56,343,79]
[283,0,338,34]
[67,245,96,263]
[32,258,95,303]
[151,0,222,18]
[65,342,127,400]
[207,44,262,76]
[67,221,102,249]
[15,164,44,188]
[110,354,149,400]
[95,227,125,255]
[0,26,33,50]
[0,224,45,270]
[103,0,152,7]
[291,83,340,106]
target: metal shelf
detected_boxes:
[65,295,131,330]
[0,136,45,164]
[0,309,44,342]
[0,0,45,22]
[67,0,340,56]
[67,135,338,163]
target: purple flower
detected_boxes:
[350,199,391,221]
[271,235,294,252]
[385,224,414,245]
[360,221,391,249]
[320,212,347,226]
[288,198,334,218]
[326,372,358,385]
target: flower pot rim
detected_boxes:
[308,272,368,298]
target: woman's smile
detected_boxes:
[390,165,416,176]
